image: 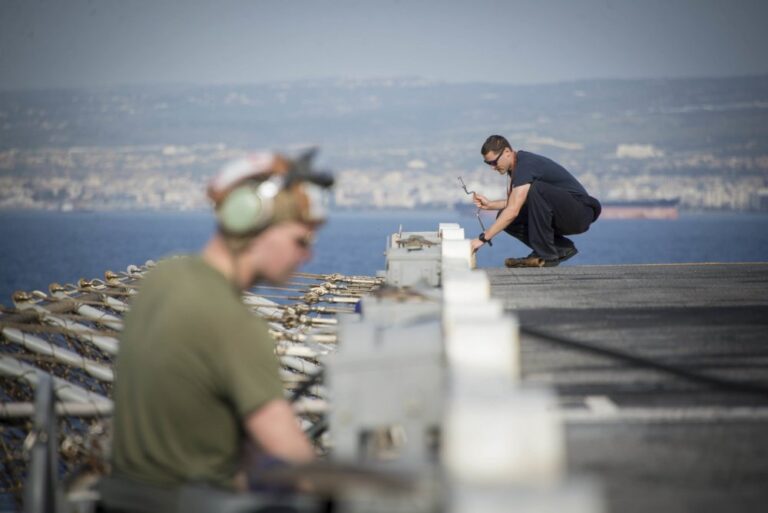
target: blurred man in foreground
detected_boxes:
[470,135,601,267]
[112,151,332,492]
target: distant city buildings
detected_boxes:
[1,78,767,213]
[0,143,766,212]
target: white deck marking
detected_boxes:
[563,406,768,424]
[584,395,619,415]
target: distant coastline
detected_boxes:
[2,76,767,214]
[1,204,767,215]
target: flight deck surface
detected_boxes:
[488,263,768,513]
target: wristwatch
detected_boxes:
[478,232,490,244]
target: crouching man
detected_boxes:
[470,135,601,267]
[111,151,332,495]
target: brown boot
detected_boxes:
[505,255,547,268]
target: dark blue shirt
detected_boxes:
[510,150,590,198]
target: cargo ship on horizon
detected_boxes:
[600,198,680,219]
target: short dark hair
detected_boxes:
[481,135,511,156]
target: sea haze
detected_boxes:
[3,76,767,214]
[1,209,768,306]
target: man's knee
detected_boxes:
[529,180,563,198]
[500,206,528,239]
[526,181,555,206]
[528,180,542,197]
[504,224,526,240]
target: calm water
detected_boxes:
[1,209,768,306]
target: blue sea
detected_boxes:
[1,209,768,306]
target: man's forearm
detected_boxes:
[483,205,517,240]
[245,399,315,463]
[486,199,507,210]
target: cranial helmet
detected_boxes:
[207,149,334,237]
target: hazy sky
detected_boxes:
[1,0,767,90]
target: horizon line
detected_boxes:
[2,72,767,95]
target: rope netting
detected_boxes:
[0,260,382,509]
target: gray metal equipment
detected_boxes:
[23,372,60,513]
[327,294,444,466]
[385,230,442,287]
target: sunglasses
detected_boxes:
[483,149,506,167]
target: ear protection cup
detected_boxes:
[216,182,274,235]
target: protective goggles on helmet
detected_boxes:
[208,149,334,237]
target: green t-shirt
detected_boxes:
[112,256,284,489]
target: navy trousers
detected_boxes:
[501,181,599,260]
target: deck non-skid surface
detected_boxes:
[488,263,768,513]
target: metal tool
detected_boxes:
[457,177,492,246]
